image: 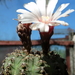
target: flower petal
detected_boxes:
[17,15,39,23]
[16,9,29,14]
[24,2,41,19]
[37,23,49,32]
[51,20,69,26]
[56,9,74,19]
[48,23,55,26]
[16,9,38,19]
[29,23,39,30]
[35,0,46,16]
[47,0,58,17]
[52,3,70,20]
[57,3,70,11]
[29,23,49,32]
[44,25,49,32]
[37,23,45,32]
[17,9,37,19]
[19,19,34,23]
[48,23,60,26]
[19,18,40,24]
[18,14,38,20]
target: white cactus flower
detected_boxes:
[16,0,74,32]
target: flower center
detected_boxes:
[41,16,50,24]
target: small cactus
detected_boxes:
[17,23,32,53]
[1,49,68,75]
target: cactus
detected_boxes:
[17,23,32,53]
[1,49,68,75]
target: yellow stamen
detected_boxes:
[41,16,50,24]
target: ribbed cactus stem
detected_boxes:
[17,23,32,53]
[39,26,54,54]
[1,49,68,75]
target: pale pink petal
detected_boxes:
[51,20,69,26]
[52,3,70,20]
[29,23,39,30]
[16,9,30,14]
[19,18,40,24]
[48,23,54,26]
[57,3,70,11]
[56,9,74,19]
[44,25,49,32]
[47,0,58,17]
[37,23,49,32]
[18,14,38,20]
[16,9,37,19]
[16,9,35,17]
[48,23,60,26]
[38,23,45,32]
[24,2,41,19]
[35,0,46,16]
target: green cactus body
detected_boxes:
[1,49,68,75]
